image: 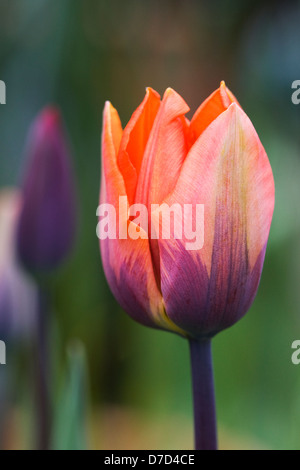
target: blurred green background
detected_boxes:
[0,0,300,450]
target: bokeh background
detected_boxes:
[0,0,300,450]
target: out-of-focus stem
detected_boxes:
[35,289,51,450]
[0,367,8,449]
[189,338,217,450]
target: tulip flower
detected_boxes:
[16,107,76,274]
[99,82,275,449]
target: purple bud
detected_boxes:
[17,108,77,273]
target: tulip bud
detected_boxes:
[99,83,275,340]
[17,108,76,273]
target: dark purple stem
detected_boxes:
[189,339,217,450]
[35,289,51,450]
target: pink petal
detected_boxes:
[157,103,274,337]
[134,88,190,209]
[100,103,183,334]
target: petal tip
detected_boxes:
[104,100,113,111]
[33,107,62,138]
[219,81,234,108]
[145,87,161,100]
[163,87,176,98]
[103,101,113,118]
[162,87,190,114]
[40,106,61,125]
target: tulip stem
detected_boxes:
[0,367,8,449]
[189,338,217,450]
[35,288,51,450]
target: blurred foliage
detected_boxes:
[0,0,300,450]
[52,342,88,450]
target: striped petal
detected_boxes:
[188,81,239,147]
[117,88,161,205]
[134,88,190,210]
[100,103,183,334]
[157,103,274,338]
[133,88,190,281]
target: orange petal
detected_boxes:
[117,88,161,205]
[100,102,182,334]
[101,102,124,206]
[133,88,190,281]
[188,81,240,147]
[135,88,190,209]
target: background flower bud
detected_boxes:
[17,108,77,273]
